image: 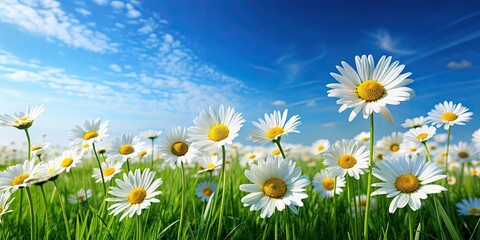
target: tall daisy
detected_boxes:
[140,130,162,140]
[312,170,346,198]
[188,105,244,151]
[376,132,404,159]
[450,141,478,163]
[310,139,330,156]
[70,118,109,149]
[195,181,217,202]
[92,160,123,183]
[371,155,446,213]
[239,155,310,218]
[197,155,222,174]
[31,143,50,158]
[327,55,414,123]
[457,198,480,216]
[108,134,145,164]
[401,116,426,129]
[69,188,92,204]
[55,149,83,172]
[0,160,45,191]
[427,101,472,130]
[323,139,369,180]
[0,104,45,130]
[106,168,163,221]
[248,109,301,144]
[0,190,14,223]
[404,125,437,143]
[157,126,199,167]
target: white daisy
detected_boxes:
[323,139,369,180]
[69,188,92,204]
[197,155,222,173]
[399,140,423,156]
[469,167,480,177]
[108,134,145,163]
[140,130,162,140]
[92,160,123,183]
[312,170,346,198]
[310,139,330,155]
[240,152,263,167]
[195,181,217,202]
[157,127,199,167]
[352,194,375,212]
[456,198,480,216]
[0,104,45,129]
[33,159,64,185]
[448,162,461,172]
[106,168,163,221]
[354,132,370,143]
[248,109,301,144]
[70,119,109,149]
[473,129,480,148]
[376,132,404,159]
[0,190,14,223]
[450,141,478,163]
[404,125,437,143]
[447,175,456,185]
[188,105,245,151]
[427,101,473,130]
[239,155,310,218]
[327,55,414,123]
[434,133,449,143]
[401,116,427,129]
[0,160,45,191]
[31,143,50,157]
[371,155,447,213]
[55,149,83,172]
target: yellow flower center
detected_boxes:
[78,195,85,201]
[441,112,458,121]
[98,148,106,154]
[103,167,115,176]
[410,148,417,152]
[263,178,287,198]
[206,163,215,170]
[48,168,55,174]
[248,154,257,160]
[416,133,429,141]
[395,174,420,193]
[61,157,74,167]
[361,137,369,141]
[82,144,89,149]
[202,187,213,197]
[317,145,325,152]
[458,152,469,159]
[171,142,188,156]
[357,80,385,101]
[231,145,238,149]
[119,144,134,155]
[377,154,383,160]
[471,169,479,176]
[83,130,99,140]
[266,127,285,140]
[208,124,230,142]
[322,177,335,190]
[128,188,147,204]
[440,152,447,157]
[31,146,42,151]
[211,152,217,156]
[139,150,147,157]
[11,173,29,186]
[468,208,480,215]
[360,200,367,207]
[390,144,400,152]
[338,154,357,169]
[272,149,281,156]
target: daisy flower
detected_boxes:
[404,125,437,143]
[70,119,109,149]
[371,155,447,213]
[376,132,404,159]
[188,105,245,151]
[427,101,473,130]
[239,155,310,218]
[473,129,480,148]
[327,55,414,123]
[450,141,479,163]
[354,132,370,143]
[469,167,480,177]
[197,155,222,173]
[401,116,426,129]
[312,170,346,198]
[0,104,45,129]
[140,130,162,140]
[434,133,449,143]
[0,160,45,191]
[157,127,199,167]
[457,198,480,216]
[447,175,456,185]
[352,194,376,212]
[399,140,423,156]
[248,109,301,144]
[0,190,14,223]
[31,143,50,157]
[55,149,83,172]
[240,152,263,167]
[448,162,461,172]
[323,139,369,180]
[33,160,64,185]
[69,188,92,204]
[106,168,163,221]
[310,139,330,155]
[195,181,217,202]
[108,134,145,163]
[92,160,123,183]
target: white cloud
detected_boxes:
[321,122,337,128]
[0,0,117,53]
[110,1,125,10]
[371,29,415,55]
[447,60,472,69]
[126,3,141,18]
[271,100,286,106]
[75,8,91,16]
[115,22,124,28]
[109,64,122,72]
[92,0,108,5]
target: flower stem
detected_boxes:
[408,209,414,240]
[40,185,49,239]
[274,217,278,240]
[92,143,107,195]
[54,182,72,240]
[333,177,337,240]
[70,170,77,192]
[274,139,286,159]
[422,142,432,161]
[177,162,186,240]
[151,139,155,169]
[444,127,452,211]
[216,145,227,239]
[126,158,131,172]
[25,188,35,240]
[363,114,374,240]
[16,190,23,237]
[25,129,31,161]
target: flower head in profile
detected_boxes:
[55,149,83,172]
[239,155,310,218]
[108,134,145,163]
[92,160,123,183]
[197,155,222,174]
[427,101,472,130]
[70,119,109,149]
[0,104,45,130]
[31,143,50,158]
[188,105,245,151]
[456,198,480,216]
[312,170,345,198]
[450,141,478,164]
[354,132,370,143]
[140,130,162,140]
[401,116,426,129]
[195,181,217,202]
[371,155,446,213]
[248,109,301,144]
[0,160,46,192]
[106,168,163,221]
[0,190,14,223]
[240,152,263,167]
[327,55,414,123]
[69,188,92,204]
[323,139,369,180]
[310,139,330,155]
[404,125,437,143]
[157,127,199,167]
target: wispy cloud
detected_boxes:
[321,122,337,128]
[370,29,415,55]
[285,97,327,108]
[248,63,280,74]
[75,8,91,17]
[109,64,122,72]
[276,48,326,84]
[447,60,472,69]
[0,0,117,53]
[271,100,286,106]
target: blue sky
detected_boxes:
[0,0,479,147]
